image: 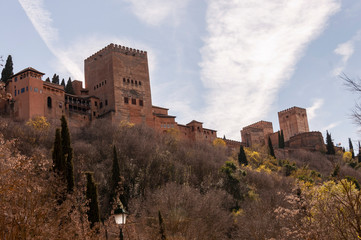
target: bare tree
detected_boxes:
[341,73,361,125]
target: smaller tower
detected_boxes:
[278,106,309,141]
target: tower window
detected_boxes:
[127,79,130,83]
[94,86,96,90]
[21,88,25,93]
[105,80,107,84]
[102,82,104,86]
[131,80,134,84]
[47,97,52,108]
[139,81,142,86]
[132,99,136,105]
[105,100,108,106]
[139,100,143,106]
[95,101,97,107]
[123,78,126,82]
[135,80,138,85]
[124,97,129,104]
[100,102,103,108]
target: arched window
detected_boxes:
[47,97,52,108]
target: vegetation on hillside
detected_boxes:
[1,115,361,239]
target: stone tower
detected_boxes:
[278,106,309,141]
[84,43,153,125]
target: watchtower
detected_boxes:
[84,43,153,125]
[278,106,309,141]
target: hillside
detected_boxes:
[1,116,361,239]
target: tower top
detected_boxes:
[84,43,147,62]
[278,106,306,115]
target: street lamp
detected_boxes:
[114,204,128,240]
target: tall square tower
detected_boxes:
[278,106,309,141]
[84,44,153,125]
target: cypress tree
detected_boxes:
[66,150,74,192]
[52,74,60,84]
[349,138,355,158]
[158,211,166,240]
[279,130,285,148]
[52,128,65,173]
[60,115,74,192]
[85,172,100,228]
[326,131,335,155]
[61,115,71,157]
[268,137,275,158]
[45,77,50,82]
[238,145,248,166]
[1,55,14,83]
[65,78,75,94]
[61,78,65,86]
[110,146,121,207]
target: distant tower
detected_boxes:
[278,106,309,141]
[84,43,153,125]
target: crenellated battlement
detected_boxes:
[85,43,147,62]
[278,106,306,114]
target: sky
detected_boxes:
[1,0,361,149]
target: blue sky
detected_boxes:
[1,0,361,149]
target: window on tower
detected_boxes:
[124,97,129,104]
[132,99,136,105]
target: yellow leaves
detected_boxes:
[213,138,226,147]
[26,116,50,130]
[256,164,272,174]
[119,120,134,128]
[343,151,353,162]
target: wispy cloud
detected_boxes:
[322,121,341,132]
[18,0,157,81]
[307,99,324,120]
[200,0,340,139]
[332,31,361,76]
[123,0,190,26]
[18,0,83,79]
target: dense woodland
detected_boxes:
[1,115,361,239]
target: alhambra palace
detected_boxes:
[0,44,325,151]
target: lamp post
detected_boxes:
[114,205,128,240]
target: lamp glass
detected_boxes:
[114,212,127,225]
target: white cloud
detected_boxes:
[123,0,190,26]
[18,0,157,82]
[200,0,340,139]
[307,99,324,120]
[333,31,361,76]
[322,121,341,131]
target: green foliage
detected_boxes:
[221,161,244,201]
[61,78,65,86]
[66,150,74,192]
[278,130,285,148]
[268,137,275,158]
[65,78,75,94]
[345,176,360,190]
[51,73,59,84]
[61,116,71,157]
[52,128,65,173]
[349,138,355,158]
[45,77,50,82]
[238,145,248,166]
[1,55,13,83]
[85,172,100,228]
[326,131,335,155]
[283,163,296,177]
[158,210,166,240]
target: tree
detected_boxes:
[278,130,285,148]
[358,141,361,163]
[1,55,13,83]
[61,78,65,86]
[65,78,75,94]
[158,211,166,240]
[85,172,100,228]
[52,128,65,174]
[349,138,355,158]
[109,146,121,208]
[51,74,59,84]
[60,115,74,192]
[238,145,248,166]
[326,131,335,155]
[268,137,275,158]
[45,77,50,82]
